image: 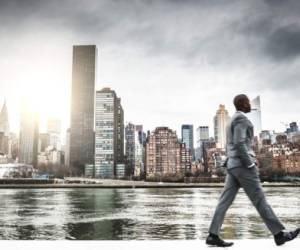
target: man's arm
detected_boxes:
[233,121,254,168]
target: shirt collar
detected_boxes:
[236,110,246,115]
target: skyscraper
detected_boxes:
[95,88,124,178]
[125,122,145,177]
[116,98,124,165]
[196,126,209,146]
[19,100,39,166]
[195,126,209,161]
[69,45,97,176]
[0,101,10,155]
[246,95,262,136]
[0,101,9,136]
[47,117,61,150]
[181,124,194,160]
[214,104,230,149]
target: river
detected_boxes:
[0,187,299,240]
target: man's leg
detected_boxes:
[208,170,240,235]
[232,166,285,235]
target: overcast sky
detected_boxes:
[1,0,300,141]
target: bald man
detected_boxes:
[206,94,299,247]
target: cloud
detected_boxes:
[263,24,300,61]
[0,0,300,133]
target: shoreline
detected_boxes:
[0,182,300,188]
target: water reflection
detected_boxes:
[0,187,299,240]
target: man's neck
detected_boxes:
[236,110,246,115]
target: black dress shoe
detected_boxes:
[274,228,300,246]
[206,234,234,247]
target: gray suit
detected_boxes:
[208,111,285,235]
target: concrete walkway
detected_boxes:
[1,239,299,250]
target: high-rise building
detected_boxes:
[289,122,299,133]
[95,88,124,178]
[116,98,124,165]
[0,132,9,155]
[65,128,70,167]
[195,126,209,161]
[0,101,9,137]
[38,133,50,153]
[181,124,194,160]
[19,100,39,166]
[196,126,209,147]
[246,95,262,136]
[47,117,61,150]
[125,122,145,177]
[146,127,191,177]
[135,125,147,146]
[69,45,97,176]
[214,104,230,149]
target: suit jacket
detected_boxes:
[226,111,256,169]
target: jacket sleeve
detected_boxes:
[233,120,253,167]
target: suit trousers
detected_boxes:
[208,166,285,235]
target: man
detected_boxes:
[206,94,300,247]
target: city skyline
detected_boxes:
[1,0,300,138]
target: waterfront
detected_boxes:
[0,187,299,240]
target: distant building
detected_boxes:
[181,124,194,160]
[47,117,61,150]
[116,164,126,178]
[286,122,299,134]
[214,104,230,149]
[38,146,64,165]
[259,130,274,145]
[0,101,10,136]
[0,101,10,156]
[195,126,209,161]
[146,127,191,177]
[246,96,262,136]
[0,132,9,156]
[69,45,97,176]
[116,98,124,166]
[125,122,145,177]
[19,100,39,166]
[39,133,50,153]
[94,88,124,178]
[7,132,18,161]
[65,128,70,167]
[0,163,35,178]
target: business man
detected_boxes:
[206,94,300,247]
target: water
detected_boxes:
[0,187,299,240]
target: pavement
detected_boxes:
[1,239,299,250]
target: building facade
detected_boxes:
[38,133,50,153]
[69,45,97,176]
[0,101,9,137]
[125,122,145,177]
[146,127,191,178]
[181,124,194,160]
[94,88,124,178]
[214,104,230,149]
[195,126,210,162]
[47,117,61,150]
[19,101,39,166]
[246,95,262,136]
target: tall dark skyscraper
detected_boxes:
[70,45,97,176]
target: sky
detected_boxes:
[0,0,300,143]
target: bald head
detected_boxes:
[233,94,251,113]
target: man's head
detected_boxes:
[233,94,251,113]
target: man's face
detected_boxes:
[243,98,251,113]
